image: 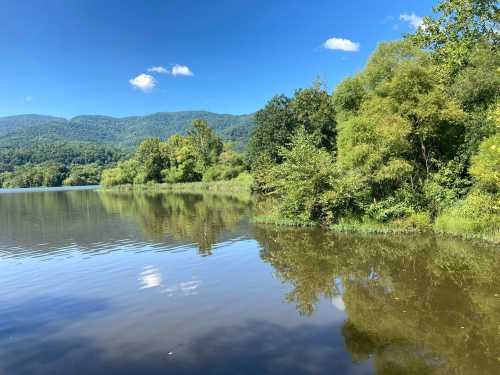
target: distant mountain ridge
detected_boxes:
[0,111,255,150]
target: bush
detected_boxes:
[265,128,335,222]
[63,164,102,186]
[469,133,500,193]
[101,159,141,187]
[435,190,500,241]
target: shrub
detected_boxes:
[469,133,500,193]
[435,190,500,241]
[266,128,335,222]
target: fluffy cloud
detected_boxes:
[323,37,360,52]
[148,66,168,74]
[171,64,194,76]
[129,73,156,92]
[400,13,424,29]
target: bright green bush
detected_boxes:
[101,159,141,187]
[63,164,102,186]
[264,128,335,222]
[0,162,66,188]
[469,133,500,192]
[435,190,500,241]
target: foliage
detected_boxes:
[0,111,254,150]
[188,119,224,173]
[100,120,246,187]
[100,159,142,187]
[411,0,499,79]
[0,162,67,188]
[435,190,500,241]
[134,138,164,182]
[249,0,499,240]
[469,133,500,192]
[289,81,337,150]
[332,75,366,116]
[449,43,500,111]
[63,164,102,186]
[264,128,335,222]
[203,147,245,182]
[247,83,336,166]
[247,95,295,164]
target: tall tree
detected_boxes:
[134,138,164,182]
[290,81,337,151]
[187,119,223,173]
[411,0,499,79]
[247,95,295,165]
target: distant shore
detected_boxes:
[0,185,100,194]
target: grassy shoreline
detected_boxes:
[99,177,253,196]
[101,180,498,244]
[252,214,499,244]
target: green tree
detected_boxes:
[101,159,142,187]
[63,164,102,186]
[332,75,366,116]
[247,95,295,165]
[187,119,223,174]
[469,133,500,192]
[135,138,164,182]
[203,146,246,182]
[290,81,337,151]
[411,0,499,79]
[265,128,335,222]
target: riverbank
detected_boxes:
[253,212,499,244]
[100,173,253,197]
[101,176,498,244]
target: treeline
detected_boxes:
[0,142,125,188]
[248,0,499,240]
[101,119,248,186]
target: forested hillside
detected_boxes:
[0,111,255,150]
[0,111,253,188]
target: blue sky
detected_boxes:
[0,0,436,118]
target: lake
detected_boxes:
[0,188,499,375]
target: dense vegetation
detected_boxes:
[249,0,499,241]
[0,111,254,150]
[1,0,497,241]
[0,141,125,188]
[0,111,254,188]
[100,119,248,187]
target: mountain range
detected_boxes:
[0,111,255,150]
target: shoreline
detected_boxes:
[252,214,499,245]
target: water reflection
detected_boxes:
[139,265,163,289]
[254,225,500,374]
[0,190,250,257]
[98,191,250,255]
[0,189,499,374]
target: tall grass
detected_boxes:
[100,172,253,197]
[434,191,499,243]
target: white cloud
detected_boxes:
[400,13,424,29]
[129,73,156,92]
[171,64,194,76]
[323,37,360,52]
[148,66,169,74]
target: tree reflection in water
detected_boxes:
[253,225,500,375]
[99,191,250,255]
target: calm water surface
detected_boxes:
[0,188,499,374]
